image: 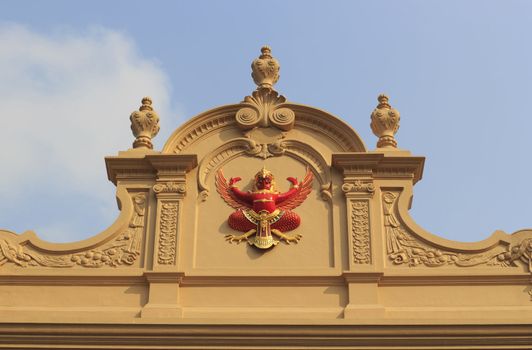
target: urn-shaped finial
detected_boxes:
[130,97,160,149]
[370,94,400,149]
[251,46,280,90]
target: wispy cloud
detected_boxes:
[0,24,176,242]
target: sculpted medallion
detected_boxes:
[216,167,313,249]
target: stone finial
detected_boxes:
[251,46,280,90]
[130,97,160,149]
[370,94,400,149]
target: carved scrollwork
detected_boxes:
[235,107,260,128]
[197,138,331,202]
[197,138,261,200]
[342,180,375,195]
[153,182,186,194]
[0,193,146,268]
[157,202,178,265]
[236,89,295,131]
[236,46,295,131]
[270,107,295,130]
[382,191,532,270]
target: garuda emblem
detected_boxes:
[216,167,313,249]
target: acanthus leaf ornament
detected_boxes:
[130,97,160,149]
[382,191,532,271]
[370,94,400,149]
[0,193,146,268]
[216,167,313,249]
[236,46,295,131]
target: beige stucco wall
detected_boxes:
[0,47,531,349]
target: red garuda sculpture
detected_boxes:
[216,167,313,249]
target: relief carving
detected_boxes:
[157,202,179,265]
[153,182,186,194]
[342,180,375,195]
[236,89,295,131]
[383,191,532,270]
[236,47,295,131]
[351,200,371,264]
[0,193,146,268]
[197,138,332,202]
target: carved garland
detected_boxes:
[351,200,371,264]
[157,202,179,265]
[383,191,532,270]
[0,193,146,268]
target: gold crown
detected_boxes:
[254,166,274,180]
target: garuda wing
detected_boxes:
[278,168,313,211]
[215,169,250,210]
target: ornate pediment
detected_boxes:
[1,46,531,343]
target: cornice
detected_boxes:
[332,152,425,184]
[105,154,198,185]
[0,323,531,349]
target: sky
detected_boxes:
[1,0,531,243]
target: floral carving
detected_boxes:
[351,201,371,264]
[382,191,532,269]
[342,180,375,195]
[153,182,186,194]
[157,202,178,265]
[130,97,160,149]
[0,193,146,268]
[496,238,532,270]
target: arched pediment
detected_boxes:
[162,101,366,155]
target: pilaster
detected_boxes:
[141,154,197,318]
[332,152,424,319]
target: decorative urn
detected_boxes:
[130,97,160,149]
[370,94,400,149]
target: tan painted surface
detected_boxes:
[1,46,531,348]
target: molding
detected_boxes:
[0,193,146,268]
[197,138,332,201]
[180,275,344,286]
[162,103,367,154]
[383,191,532,273]
[0,189,144,267]
[332,153,425,184]
[0,323,531,349]
[106,154,197,185]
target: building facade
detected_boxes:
[1,47,531,349]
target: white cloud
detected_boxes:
[0,24,177,242]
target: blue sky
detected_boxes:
[1,0,531,243]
